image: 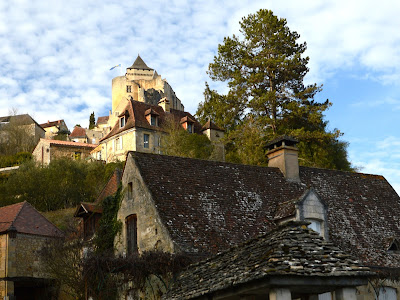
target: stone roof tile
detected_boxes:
[129,152,400,268]
[165,221,371,299]
[0,201,64,237]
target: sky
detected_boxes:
[1,0,400,192]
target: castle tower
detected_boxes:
[111,55,184,118]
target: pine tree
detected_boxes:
[197,9,353,170]
[89,112,95,129]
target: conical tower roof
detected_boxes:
[128,55,153,70]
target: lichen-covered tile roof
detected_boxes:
[164,221,371,300]
[129,152,400,268]
[0,201,64,237]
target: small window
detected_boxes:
[378,287,397,300]
[127,182,133,199]
[115,137,122,150]
[120,117,126,128]
[150,115,157,126]
[307,219,322,235]
[187,122,193,133]
[126,85,132,93]
[143,134,149,148]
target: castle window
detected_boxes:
[126,214,138,255]
[126,85,132,93]
[143,134,149,148]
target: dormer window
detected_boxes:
[120,117,126,128]
[187,122,193,133]
[180,116,196,133]
[388,238,400,252]
[145,108,159,127]
[118,110,130,128]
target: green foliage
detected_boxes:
[0,159,122,211]
[0,151,32,168]
[197,9,353,171]
[53,129,70,141]
[89,112,95,129]
[0,119,37,155]
[93,185,123,254]
[160,116,214,160]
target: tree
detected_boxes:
[160,115,215,160]
[197,9,353,170]
[89,112,95,129]
[0,159,124,210]
[0,116,37,155]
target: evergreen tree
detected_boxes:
[197,9,352,170]
[89,112,95,129]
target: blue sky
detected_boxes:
[1,0,400,192]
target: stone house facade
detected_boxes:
[112,136,400,299]
[32,138,98,165]
[0,201,63,300]
[39,120,69,139]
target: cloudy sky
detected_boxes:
[1,0,400,192]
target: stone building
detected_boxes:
[111,136,400,299]
[39,119,69,139]
[0,114,45,153]
[93,56,225,163]
[32,138,98,165]
[0,201,63,300]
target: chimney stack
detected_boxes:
[266,136,300,182]
[158,97,170,113]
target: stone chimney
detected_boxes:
[266,136,300,182]
[158,97,170,113]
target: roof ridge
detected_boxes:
[11,201,28,228]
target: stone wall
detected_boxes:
[0,233,57,298]
[115,154,175,256]
[50,145,93,162]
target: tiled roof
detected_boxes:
[95,168,123,204]
[165,221,371,300]
[39,138,98,149]
[0,202,64,237]
[40,119,64,128]
[96,116,109,125]
[128,55,153,70]
[0,114,45,132]
[100,100,202,142]
[74,202,103,217]
[129,152,400,268]
[70,126,87,138]
[200,120,224,132]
